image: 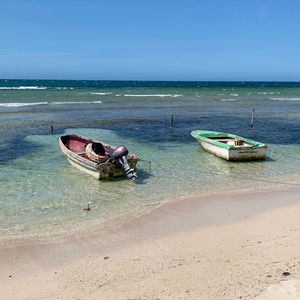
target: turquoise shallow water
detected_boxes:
[1,80,300,234]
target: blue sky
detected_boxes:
[0,0,300,81]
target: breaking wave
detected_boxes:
[0,86,47,90]
[0,86,78,90]
[269,97,300,101]
[123,94,182,97]
[0,101,102,107]
[221,99,238,102]
[0,102,48,107]
[258,92,280,95]
[52,101,103,105]
[90,92,112,95]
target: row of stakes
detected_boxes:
[50,109,255,133]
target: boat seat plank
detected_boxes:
[209,137,234,140]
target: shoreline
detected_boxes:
[2,172,300,242]
[1,185,300,299]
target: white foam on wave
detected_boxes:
[258,92,280,95]
[52,101,102,105]
[0,102,48,107]
[0,100,102,107]
[124,94,182,97]
[0,86,47,90]
[90,92,112,95]
[269,97,300,101]
[230,93,239,96]
[221,98,238,102]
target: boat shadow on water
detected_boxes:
[99,169,151,185]
[227,156,275,163]
[95,168,153,184]
[134,169,152,185]
[192,147,270,177]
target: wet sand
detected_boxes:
[1,186,300,299]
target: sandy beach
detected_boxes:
[1,185,300,299]
[2,0,300,298]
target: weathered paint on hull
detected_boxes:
[67,156,138,179]
[198,140,267,161]
[66,152,138,179]
[59,137,138,179]
[67,157,101,179]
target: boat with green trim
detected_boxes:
[191,130,267,161]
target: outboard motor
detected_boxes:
[112,146,136,180]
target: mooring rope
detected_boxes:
[137,158,152,173]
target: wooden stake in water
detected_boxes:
[50,125,54,134]
[251,108,255,128]
[84,203,91,211]
[171,114,174,128]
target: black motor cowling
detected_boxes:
[112,146,136,180]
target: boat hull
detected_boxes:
[59,135,138,179]
[191,130,267,161]
[197,139,267,161]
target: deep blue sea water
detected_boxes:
[1,80,300,234]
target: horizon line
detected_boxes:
[1,78,300,83]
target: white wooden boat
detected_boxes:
[59,134,138,179]
[191,130,267,161]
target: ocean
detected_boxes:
[1,80,300,235]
